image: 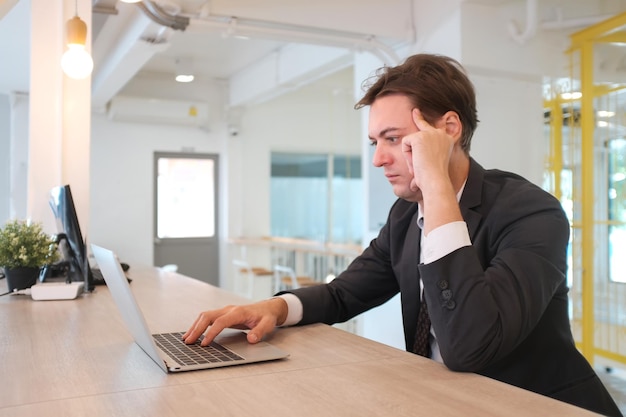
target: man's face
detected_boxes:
[368,94,422,202]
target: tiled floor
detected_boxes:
[598,366,626,415]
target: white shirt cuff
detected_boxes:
[275,293,303,326]
[422,221,471,264]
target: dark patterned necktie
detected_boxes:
[413,293,431,357]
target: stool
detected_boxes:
[232,259,273,300]
[160,264,178,272]
[273,265,320,293]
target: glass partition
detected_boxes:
[270,152,362,245]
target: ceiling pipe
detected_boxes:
[508,0,538,45]
[137,0,189,31]
[189,16,401,66]
[508,0,615,42]
[130,0,402,64]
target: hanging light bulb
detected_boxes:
[61,13,93,80]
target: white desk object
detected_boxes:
[30,281,84,300]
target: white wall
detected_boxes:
[470,73,545,185]
[460,2,571,79]
[0,94,9,224]
[8,92,29,222]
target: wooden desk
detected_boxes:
[0,268,600,416]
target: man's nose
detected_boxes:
[372,144,389,167]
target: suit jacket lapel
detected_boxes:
[460,158,485,240]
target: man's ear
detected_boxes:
[443,111,462,142]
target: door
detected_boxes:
[153,152,219,286]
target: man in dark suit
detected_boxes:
[184,54,622,416]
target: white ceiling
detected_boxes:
[1,0,626,106]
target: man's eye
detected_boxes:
[387,136,399,143]
[369,140,377,147]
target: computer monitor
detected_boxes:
[48,184,94,292]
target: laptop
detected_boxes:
[91,244,289,373]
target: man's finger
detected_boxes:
[412,108,434,131]
[247,315,277,344]
[182,311,214,343]
[401,136,413,153]
[200,312,238,346]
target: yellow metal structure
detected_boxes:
[546,12,626,367]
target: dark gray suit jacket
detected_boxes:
[287,158,622,416]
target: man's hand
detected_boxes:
[183,297,289,346]
[401,108,464,235]
[401,108,455,194]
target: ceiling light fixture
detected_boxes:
[119,0,143,3]
[60,1,94,80]
[175,57,195,83]
[560,91,582,100]
[597,110,616,118]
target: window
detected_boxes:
[270,152,362,244]
[608,138,626,283]
[156,156,216,238]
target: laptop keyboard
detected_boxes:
[153,332,244,366]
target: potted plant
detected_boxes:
[0,219,59,292]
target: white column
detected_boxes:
[28,0,91,234]
[28,0,63,231]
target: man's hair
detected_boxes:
[355,54,479,153]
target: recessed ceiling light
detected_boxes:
[175,74,194,83]
[175,57,195,83]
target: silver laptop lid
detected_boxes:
[91,244,169,372]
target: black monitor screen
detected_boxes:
[49,185,94,291]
